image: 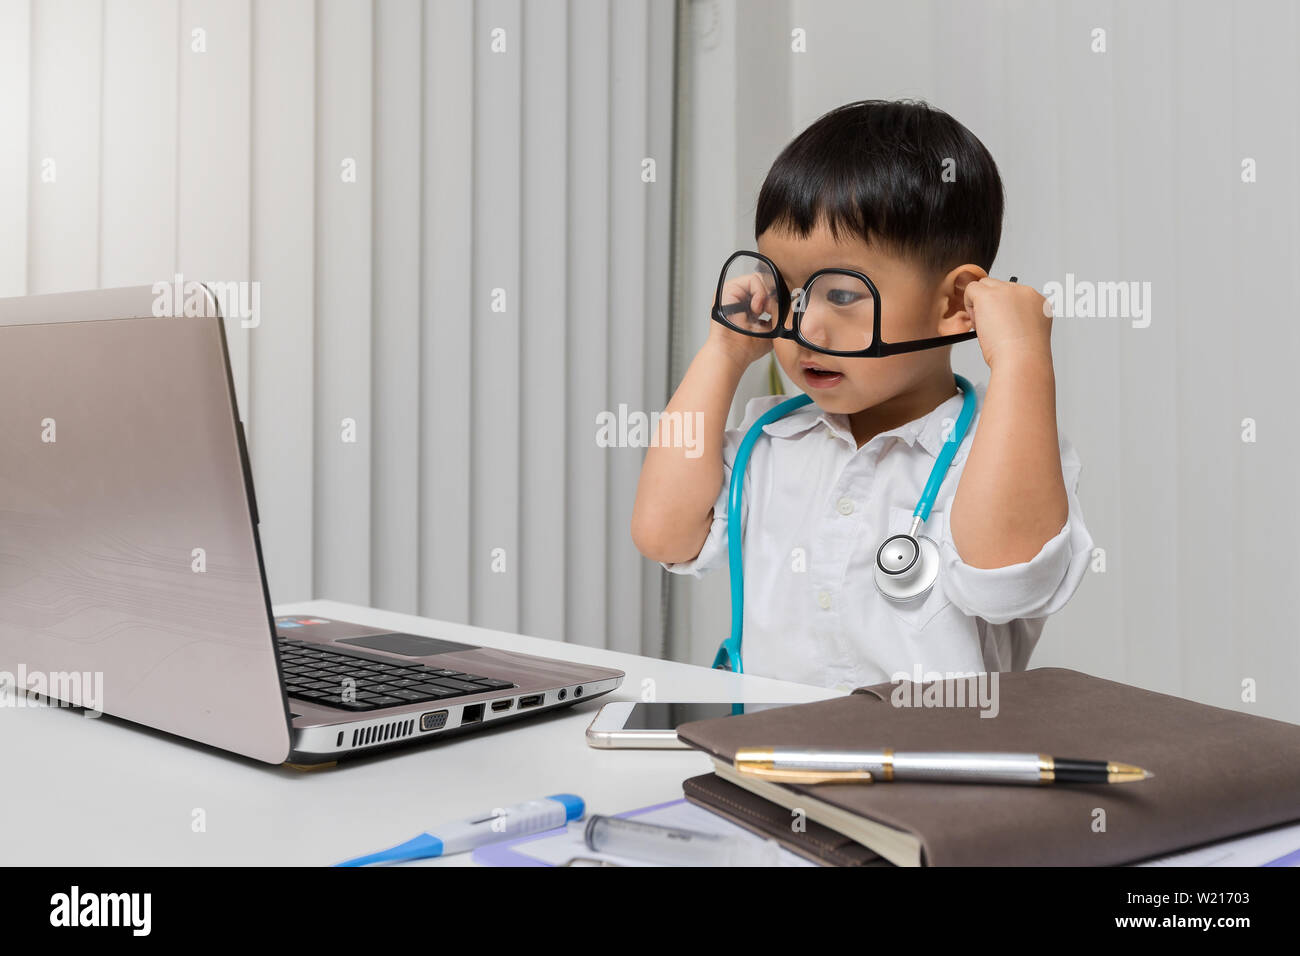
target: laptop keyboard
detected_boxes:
[277,637,515,712]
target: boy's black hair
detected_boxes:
[755,99,1004,274]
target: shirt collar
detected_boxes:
[760,384,975,459]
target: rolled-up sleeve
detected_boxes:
[659,396,775,579]
[938,434,1094,625]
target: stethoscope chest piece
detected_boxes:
[874,532,940,603]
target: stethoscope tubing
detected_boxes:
[716,392,814,673]
[716,375,976,673]
[915,375,977,523]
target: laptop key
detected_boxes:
[410,684,460,699]
[367,696,405,708]
[471,678,514,689]
[429,678,486,694]
[336,700,375,711]
[388,689,431,702]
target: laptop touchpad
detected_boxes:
[335,632,479,657]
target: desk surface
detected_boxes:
[3,600,839,866]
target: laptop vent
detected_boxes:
[351,718,415,749]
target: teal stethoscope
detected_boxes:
[711,373,978,673]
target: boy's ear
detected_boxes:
[937,264,988,334]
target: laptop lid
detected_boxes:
[0,286,291,763]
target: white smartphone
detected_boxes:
[585,701,802,749]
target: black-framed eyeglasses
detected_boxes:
[711,250,977,357]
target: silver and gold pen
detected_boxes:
[733,747,1153,785]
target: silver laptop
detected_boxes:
[0,285,623,765]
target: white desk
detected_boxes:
[2,600,840,866]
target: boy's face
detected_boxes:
[757,222,966,415]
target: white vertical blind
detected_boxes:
[27,0,102,294]
[176,0,252,415]
[0,0,30,298]
[371,0,423,615]
[419,0,474,624]
[471,0,522,631]
[566,0,613,649]
[4,0,677,656]
[100,0,177,288]
[520,0,571,642]
[249,0,316,604]
[313,0,373,605]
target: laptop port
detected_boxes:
[420,710,449,732]
[491,699,512,712]
[518,694,543,709]
[557,688,567,701]
[574,685,583,697]
[461,703,484,724]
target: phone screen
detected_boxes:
[622,702,798,730]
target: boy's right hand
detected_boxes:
[706,320,773,372]
[706,271,778,370]
[634,274,776,564]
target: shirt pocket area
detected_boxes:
[879,505,953,631]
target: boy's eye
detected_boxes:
[826,288,863,306]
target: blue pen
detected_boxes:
[335,794,585,866]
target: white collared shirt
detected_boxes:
[663,382,1094,690]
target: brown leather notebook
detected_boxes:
[675,667,1300,866]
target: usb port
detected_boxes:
[518,694,543,709]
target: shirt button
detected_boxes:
[836,497,854,516]
[817,590,832,609]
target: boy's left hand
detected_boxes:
[962,276,1054,370]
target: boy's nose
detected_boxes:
[797,319,835,350]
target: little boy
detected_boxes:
[631,99,1093,690]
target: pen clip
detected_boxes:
[733,764,874,785]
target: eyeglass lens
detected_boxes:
[796,272,876,354]
[717,254,780,334]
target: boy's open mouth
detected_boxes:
[801,362,844,389]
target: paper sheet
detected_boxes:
[1137,820,1300,867]
[472,798,816,867]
